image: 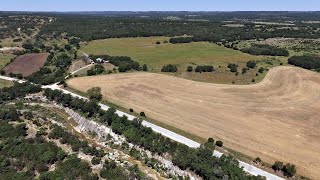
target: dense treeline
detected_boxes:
[37,15,320,43]
[288,56,320,69]
[43,88,263,180]
[241,44,289,56]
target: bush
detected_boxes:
[258,67,264,73]
[156,41,161,45]
[208,138,214,143]
[215,141,223,147]
[242,68,247,74]
[252,79,255,82]
[129,108,134,112]
[272,161,283,171]
[282,163,296,177]
[228,63,238,72]
[161,64,178,73]
[140,112,146,117]
[187,66,193,72]
[91,157,101,165]
[246,61,256,69]
[142,64,148,71]
[195,65,214,73]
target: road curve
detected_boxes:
[0,75,284,180]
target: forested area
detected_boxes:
[288,56,320,70]
[241,44,289,56]
[37,14,320,43]
[43,88,264,180]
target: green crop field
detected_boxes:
[0,54,14,69]
[80,37,261,70]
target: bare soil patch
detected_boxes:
[67,66,320,179]
[3,53,48,76]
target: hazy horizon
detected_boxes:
[1,0,319,12]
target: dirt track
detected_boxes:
[67,66,320,179]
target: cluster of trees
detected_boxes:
[288,56,320,69]
[91,55,141,72]
[0,120,67,179]
[241,44,289,56]
[161,64,178,72]
[0,106,19,121]
[195,65,215,73]
[272,161,296,177]
[43,88,263,180]
[87,64,105,76]
[0,82,42,102]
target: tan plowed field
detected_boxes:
[67,66,320,179]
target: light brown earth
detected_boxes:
[67,66,320,179]
[3,53,48,76]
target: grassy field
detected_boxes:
[80,37,262,70]
[0,79,14,88]
[67,66,320,179]
[0,54,14,69]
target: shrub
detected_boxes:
[246,61,256,69]
[161,64,178,73]
[208,138,214,143]
[156,41,161,45]
[228,63,238,72]
[129,108,134,112]
[195,65,214,73]
[282,163,296,177]
[252,79,255,82]
[142,64,148,71]
[258,67,264,73]
[272,161,283,171]
[140,112,146,117]
[187,66,193,72]
[215,141,223,147]
[242,68,247,74]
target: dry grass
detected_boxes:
[67,66,320,179]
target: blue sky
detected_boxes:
[1,0,319,11]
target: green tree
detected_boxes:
[87,87,103,101]
[187,66,193,72]
[142,64,148,71]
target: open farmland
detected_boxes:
[67,66,320,179]
[3,53,48,76]
[80,37,261,70]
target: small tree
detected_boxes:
[258,67,264,73]
[187,66,193,72]
[129,108,134,112]
[140,112,146,117]
[156,41,161,45]
[142,64,148,71]
[255,157,261,163]
[208,138,214,143]
[282,163,296,177]
[246,61,257,69]
[87,87,103,101]
[272,161,283,171]
[215,141,223,147]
